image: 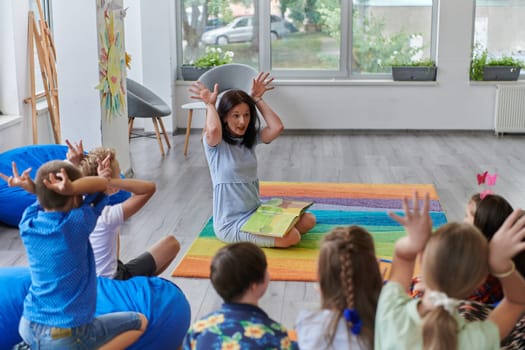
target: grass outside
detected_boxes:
[212,32,339,69]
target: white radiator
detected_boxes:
[494,84,525,135]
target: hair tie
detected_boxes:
[427,290,458,315]
[343,308,362,335]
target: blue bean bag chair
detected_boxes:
[0,145,130,227]
[0,267,191,350]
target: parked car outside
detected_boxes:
[204,18,225,32]
[201,15,289,45]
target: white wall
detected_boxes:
[52,0,131,172]
[124,0,175,133]
[0,0,520,157]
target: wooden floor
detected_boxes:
[1,131,525,329]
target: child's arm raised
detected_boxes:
[388,192,433,291]
[107,178,155,220]
[44,169,108,195]
[487,209,525,340]
[96,155,156,220]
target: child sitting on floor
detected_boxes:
[78,147,180,279]
[0,160,148,349]
[295,226,383,350]
[410,192,511,305]
[183,242,297,350]
[375,191,525,349]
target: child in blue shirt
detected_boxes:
[1,160,148,349]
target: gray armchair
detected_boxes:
[127,78,171,156]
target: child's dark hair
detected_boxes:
[473,194,525,279]
[217,90,259,148]
[317,226,383,348]
[422,222,489,350]
[35,160,83,210]
[210,242,267,302]
[474,194,513,241]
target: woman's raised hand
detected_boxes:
[188,81,218,106]
[251,72,275,99]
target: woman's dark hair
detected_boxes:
[217,90,260,149]
[210,242,267,302]
[473,194,513,241]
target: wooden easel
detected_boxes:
[24,1,61,144]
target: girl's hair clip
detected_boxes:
[480,189,493,200]
[477,171,488,185]
[343,308,362,335]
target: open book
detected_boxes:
[241,198,314,238]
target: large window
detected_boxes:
[473,0,525,64]
[177,0,437,79]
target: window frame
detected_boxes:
[176,0,439,81]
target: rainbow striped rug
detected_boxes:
[171,182,447,281]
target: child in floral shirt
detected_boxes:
[183,242,297,350]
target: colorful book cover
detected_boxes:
[241,198,313,238]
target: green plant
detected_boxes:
[470,50,488,81]
[391,58,436,67]
[470,49,525,80]
[193,47,234,68]
[486,55,525,68]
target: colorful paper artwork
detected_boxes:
[96,0,126,120]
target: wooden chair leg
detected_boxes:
[128,117,134,140]
[184,109,193,157]
[157,116,171,149]
[151,117,165,156]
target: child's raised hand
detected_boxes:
[96,153,112,180]
[43,168,73,195]
[251,72,275,99]
[65,139,84,166]
[188,81,218,106]
[389,191,433,259]
[0,161,34,193]
[489,209,525,275]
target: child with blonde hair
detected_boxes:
[295,226,383,349]
[376,192,525,349]
[78,146,179,279]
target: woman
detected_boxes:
[188,72,315,248]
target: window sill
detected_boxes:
[176,79,440,87]
[0,115,23,130]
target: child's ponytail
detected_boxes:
[319,226,382,349]
[422,294,459,350]
[421,223,489,350]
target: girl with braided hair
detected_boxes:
[375,192,525,350]
[295,226,383,349]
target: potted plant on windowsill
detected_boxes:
[470,50,524,81]
[391,59,437,81]
[181,47,234,81]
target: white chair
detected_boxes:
[182,63,258,156]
